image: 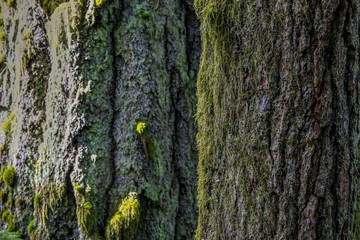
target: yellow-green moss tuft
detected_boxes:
[3,166,16,187]
[0,166,7,182]
[1,112,15,136]
[7,215,16,232]
[74,185,82,193]
[106,192,140,240]
[136,121,148,135]
[34,194,42,207]
[76,201,97,236]
[38,0,68,16]
[6,0,16,8]
[95,0,104,7]
[27,220,35,234]
[0,190,6,203]
[2,210,9,222]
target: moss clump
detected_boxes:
[136,121,156,161]
[38,0,68,16]
[2,210,9,222]
[3,166,16,187]
[7,215,15,232]
[15,198,23,208]
[140,10,150,19]
[1,112,16,136]
[21,29,31,41]
[0,27,6,42]
[0,55,5,66]
[136,121,148,135]
[0,190,6,203]
[95,0,103,7]
[106,192,140,240]
[74,185,82,193]
[34,194,42,207]
[6,0,16,8]
[76,201,97,236]
[27,220,35,234]
[0,166,7,182]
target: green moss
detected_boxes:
[38,0,68,16]
[95,0,103,7]
[76,201,97,236]
[0,191,6,204]
[15,198,23,208]
[34,194,42,207]
[0,166,7,182]
[0,55,5,66]
[6,0,16,8]
[140,11,151,19]
[27,220,35,234]
[6,188,13,207]
[3,166,16,187]
[136,121,148,135]
[0,27,6,42]
[106,192,140,240]
[2,210,9,222]
[74,185,82,193]
[7,215,16,232]
[21,29,31,41]
[1,112,16,136]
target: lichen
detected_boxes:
[106,192,140,240]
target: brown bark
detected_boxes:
[195,0,360,239]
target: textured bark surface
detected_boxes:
[0,0,200,239]
[195,0,360,239]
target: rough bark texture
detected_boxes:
[0,0,200,239]
[195,0,360,239]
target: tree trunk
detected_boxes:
[195,0,360,239]
[0,0,200,239]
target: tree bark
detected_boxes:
[0,0,200,239]
[195,0,360,239]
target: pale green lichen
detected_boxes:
[106,192,140,240]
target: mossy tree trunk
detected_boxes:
[195,0,360,239]
[0,0,200,239]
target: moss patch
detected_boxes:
[3,166,16,188]
[106,192,140,240]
